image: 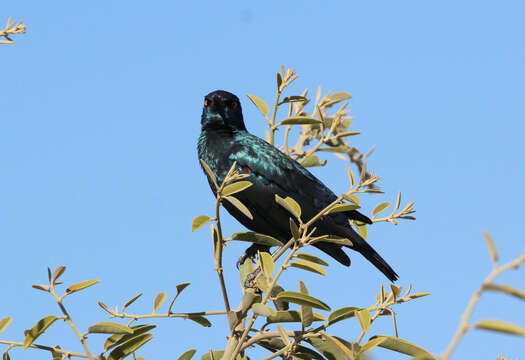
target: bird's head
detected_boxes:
[201,90,246,131]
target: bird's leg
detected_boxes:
[237,244,271,288]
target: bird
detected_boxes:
[197,90,398,282]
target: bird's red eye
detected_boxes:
[204,99,209,107]
[231,101,238,109]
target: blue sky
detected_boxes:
[2,1,524,359]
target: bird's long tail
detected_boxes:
[344,226,398,282]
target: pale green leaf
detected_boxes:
[483,229,498,263]
[281,116,321,125]
[290,260,327,276]
[372,335,434,357]
[51,266,66,285]
[200,351,224,360]
[266,310,325,324]
[153,292,167,313]
[328,203,360,214]
[276,291,330,311]
[192,215,211,232]
[223,196,253,220]
[31,284,50,292]
[123,293,143,312]
[66,279,100,295]
[324,92,352,107]
[0,317,13,335]
[357,309,371,333]
[295,252,328,266]
[187,315,211,327]
[260,252,275,278]
[372,202,392,218]
[199,159,218,189]
[231,232,282,247]
[107,333,153,360]
[475,319,525,336]
[222,181,253,196]
[177,349,197,360]
[327,307,359,325]
[360,337,387,354]
[104,324,156,352]
[251,303,275,317]
[23,315,58,349]
[275,194,301,219]
[88,322,133,335]
[483,283,525,301]
[299,280,313,327]
[246,94,269,117]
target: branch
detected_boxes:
[0,17,26,44]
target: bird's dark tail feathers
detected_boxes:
[354,239,398,282]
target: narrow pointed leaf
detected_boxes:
[192,215,211,232]
[299,280,313,327]
[23,315,58,349]
[270,285,289,310]
[51,266,66,285]
[372,202,392,218]
[328,203,360,214]
[324,92,352,107]
[281,116,321,125]
[391,284,402,299]
[251,303,275,317]
[295,252,328,266]
[223,196,253,219]
[328,307,359,325]
[307,335,348,360]
[275,195,301,218]
[321,237,353,247]
[357,309,371,333]
[323,334,354,359]
[483,283,525,301]
[302,154,326,168]
[246,94,269,117]
[360,337,386,354]
[187,315,211,327]
[88,322,133,335]
[176,282,191,296]
[289,218,300,240]
[231,232,282,247]
[200,159,218,189]
[200,351,224,360]
[104,324,156,352]
[239,258,254,286]
[276,291,330,311]
[222,181,253,196]
[66,279,100,294]
[483,229,498,263]
[260,252,275,278]
[153,292,167,313]
[0,317,13,334]
[178,349,197,360]
[343,193,360,205]
[267,310,325,324]
[371,335,434,356]
[107,333,153,360]
[290,260,327,276]
[475,319,525,336]
[32,284,50,292]
[277,324,290,345]
[356,222,367,239]
[123,293,143,312]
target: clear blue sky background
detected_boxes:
[2,1,524,359]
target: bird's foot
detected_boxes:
[243,267,262,289]
[236,244,271,269]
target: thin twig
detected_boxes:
[0,340,90,359]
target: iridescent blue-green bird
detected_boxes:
[198,90,398,281]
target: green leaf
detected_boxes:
[294,345,325,360]
[266,310,325,324]
[391,284,402,299]
[51,266,66,285]
[305,335,348,360]
[320,237,353,247]
[107,333,153,360]
[65,279,100,294]
[251,303,275,317]
[246,94,269,117]
[327,307,359,325]
[200,159,218,189]
[323,334,354,359]
[275,195,301,219]
[328,203,360,214]
[23,315,58,349]
[231,232,282,247]
[32,284,50,292]
[371,335,434,357]
[88,322,133,335]
[295,252,328,266]
[356,309,371,333]
[356,222,367,239]
[280,96,308,104]
[475,319,525,336]
[223,196,253,220]
[260,252,275,278]
[343,193,360,205]
[270,285,288,311]
[483,283,525,301]
[277,73,283,90]
[222,181,253,196]
[123,293,143,312]
[483,229,498,263]
[302,155,326,168]
[336,131,360,138]
[0,317,13,335]
[177,349,197,360]
[104,324,156,352]
[324,92,352,107]
[372,202,392,218]
[256,274,271,293]
[360,337,386,354]
[192,215,211,232]
[239,257,255,286]
[299,280,313,327]
[200,351,224,360]
[281,116,321,125]
[176,282,191,296]
[290,260,327,276]
[187,315,211,327]
[276,291,330,311]
[153,292,167,313]
[289,218,300,240]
